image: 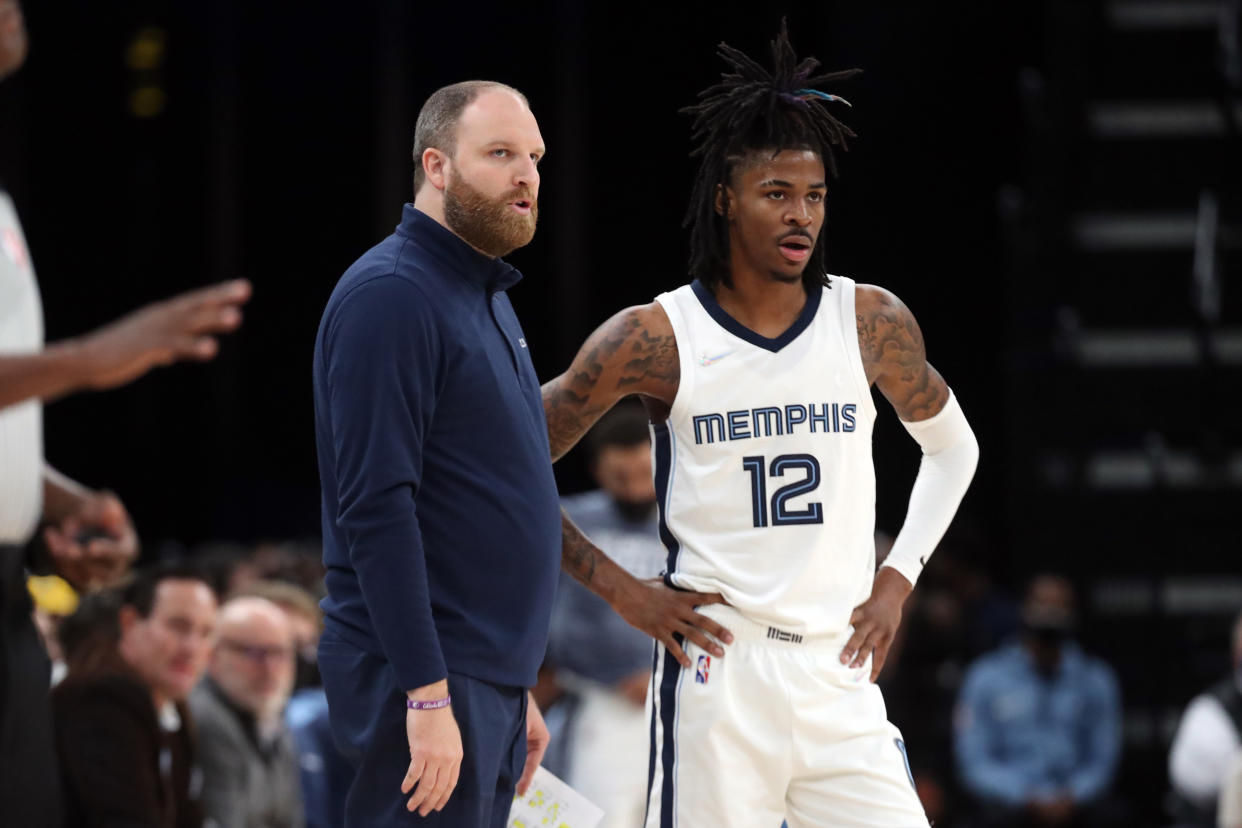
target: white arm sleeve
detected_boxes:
[880,391,979,587]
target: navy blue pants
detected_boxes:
[319,628,526,827]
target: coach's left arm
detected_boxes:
[841,284,979,681]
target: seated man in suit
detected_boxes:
[53,562,217,827]
[190,594,304,828]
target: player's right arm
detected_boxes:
[542,302,679,460]
[542,303,734,666]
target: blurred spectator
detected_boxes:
[247,540,326,598]
[286,690,352,828]
[954,574,1122,827]
[882,523,1021,825]
[51,562,217,827]
[883,570,972,825]
[194,542,264,601]
[27,573,78,684]
[1169,609,1242,826]
[57,583,123,676]
[235,579,353,828]
[545,401,664,828]
[236,579,323,690]
[190,595,304,828]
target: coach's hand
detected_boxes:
[402,680,463,817]
[517,692,549,797]
[614,577,733,669]
[841,566,914,682]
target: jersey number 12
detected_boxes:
[741,454,823,528]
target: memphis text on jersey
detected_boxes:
[690,402,859,445]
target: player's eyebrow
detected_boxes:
[758,179,827,189]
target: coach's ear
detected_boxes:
[714,184,734,219]
[422,148,450,192]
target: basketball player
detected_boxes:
[542,25,979,828]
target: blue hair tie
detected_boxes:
[794,88,852,107]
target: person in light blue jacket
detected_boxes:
[954,574,1122,827]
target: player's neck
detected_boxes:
[714,268,808,339]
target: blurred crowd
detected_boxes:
[4,412,1241,828]
[25,539,350,828]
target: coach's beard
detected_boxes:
[444,172,538,258]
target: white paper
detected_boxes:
[507,766,604,828]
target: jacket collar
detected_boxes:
[396,204,523,292]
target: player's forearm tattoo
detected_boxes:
[561,511,598,586]
[856,290,948,421]
[542,308,679,461]
[542,382,593,462]
[542,314,634,460]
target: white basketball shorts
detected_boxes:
[643,605,929,828]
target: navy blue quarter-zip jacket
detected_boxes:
[313,205,561,692]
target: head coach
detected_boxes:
[312,81,558,827]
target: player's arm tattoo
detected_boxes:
[542,304,679,461]
[855,285,950,422]
[561,510,598,586]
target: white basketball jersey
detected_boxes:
[653,276,877,637]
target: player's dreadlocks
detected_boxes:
[682,21,860,292]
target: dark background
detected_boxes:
[2,1,1238,822]
[0,0,1030,543]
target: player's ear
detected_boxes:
[714,184,733,219]
[422,148,450,192]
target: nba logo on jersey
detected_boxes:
[695,654,711,684]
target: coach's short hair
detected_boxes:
[412,80,528,192]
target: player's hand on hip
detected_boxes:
[615,577,733,669]
[841,566,914,682]
[517,692,549,797]
[401,680,463,817]
[77,279,251,390]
